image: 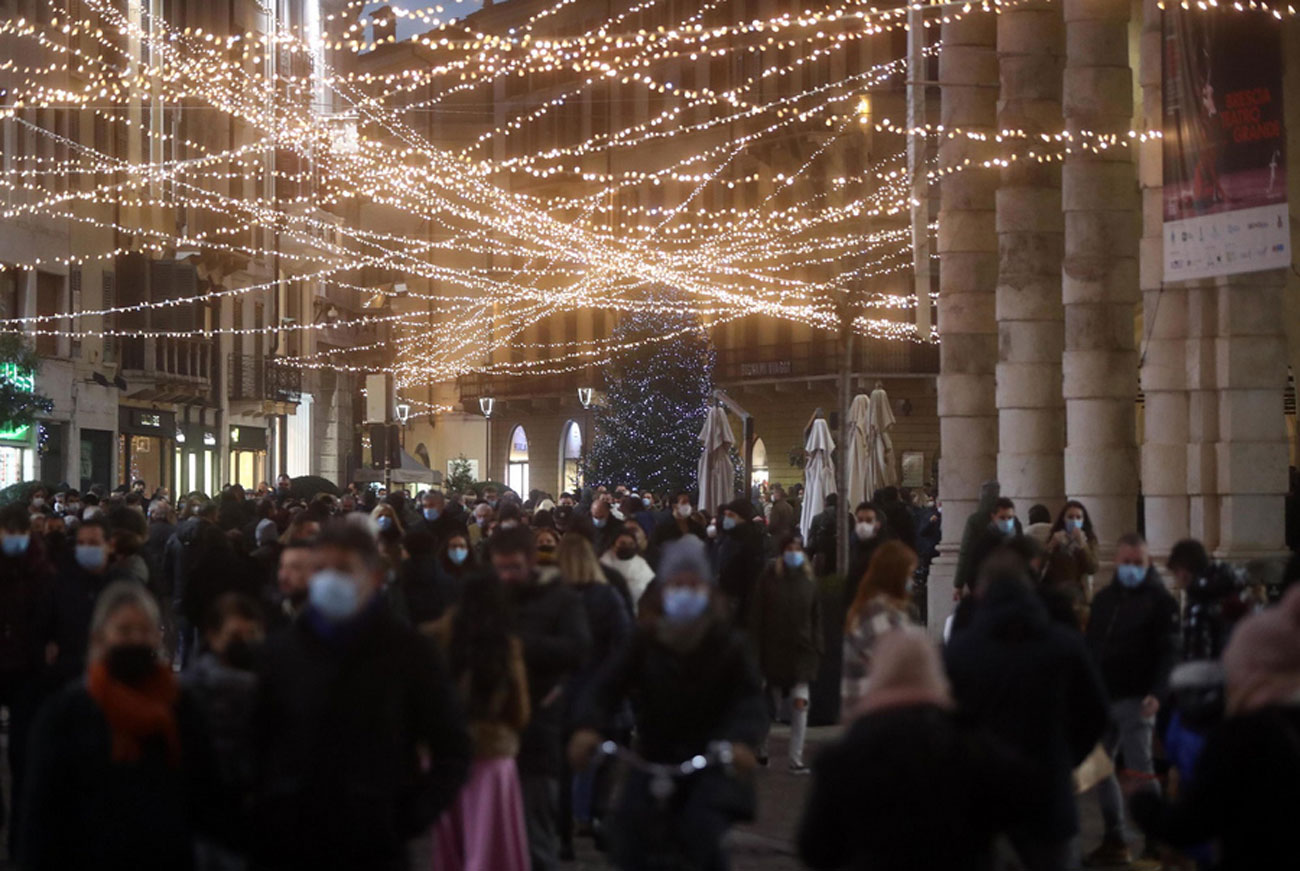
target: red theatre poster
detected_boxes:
[1162,7,1289,281]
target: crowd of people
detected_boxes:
[0,472,1294,871]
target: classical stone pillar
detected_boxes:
[929,15,998,637]
[1137,0,1188,558]
[995,1,1065,513]
[1061,0,1139,553]
[1213,271,1289,560]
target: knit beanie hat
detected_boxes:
[1222,586,1300,714]
[725,498,755,522]
[657,536,714,586]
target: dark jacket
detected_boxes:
[798,704,1032,871]
[578,618,766,764]
[958,526,1025,593]
[400,555,468,626]
[407,513,465,551]
[1132,705,1300,871]
[46,563,118,687]
[945,581,1110,839]
[1086,568,1179,701]
[0,542,54,676]
[716,521,766,621]
[843,531,890,610]
[252,600,472,870]
[806,507,838,575]
[954,482,1001,592]
[20,683,217,871]
[508,576,592,777]
[879,499,916,552]
[142,520,175,598]
[648,516,707,569]
[748,561,823,689]
[565,580,632,724]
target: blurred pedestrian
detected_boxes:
[1042,501,1099,626]
[425,573,531,871]
[749,533,822,773]
[22,582,214,871]
[841,540,915,719]
[946,559,1109,871]
[799,629,1031,871]
[1083,533,1179,867]
[1132,587,1300,869]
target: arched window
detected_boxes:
[507,425,530,495]
[559,420,582,495]
[750,437,769,489]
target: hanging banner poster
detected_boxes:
[1162,7,1289,281]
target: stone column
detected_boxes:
[995,1,1065,512]
[929,15,999,637]
[1137,0,1188,558]
[1061,0,1139,553]
[1213,270,1289,560]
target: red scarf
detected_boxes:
[86,660,182,767]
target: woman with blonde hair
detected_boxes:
[840,539,917,720]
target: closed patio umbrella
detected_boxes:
[800,417,838,541]
[697,406,736,516]
[845,393,872,509]
[867,385,898,491]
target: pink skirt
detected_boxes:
[432,756,529,871]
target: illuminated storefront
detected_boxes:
[118,407,175,492]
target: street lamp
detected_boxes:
[577,387,593,491]
[479,396,494,483]
[395,402,410,450]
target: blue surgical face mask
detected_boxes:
[782,550,806,570]
[1115,564,1146,589]
[1065,518,1084,533]
[1,534,30,557]
[662,586,710,624]
[996,517,1015,536]
[722,516,738,531]
[75,544,106,572]
[447,546,469,566]
[642,497,652,507]
[593,516,606,529]
[423,507,440,521]
[376,515,394,531]
[309,568,361,621]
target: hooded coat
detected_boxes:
[945,577,1110,840]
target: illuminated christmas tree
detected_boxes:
[584,296,715,496]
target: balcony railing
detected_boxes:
[120,336,212,381]
[228,354,302,403]
[714,340,939,382]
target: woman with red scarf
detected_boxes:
[21,581,216,871]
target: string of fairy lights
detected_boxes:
[0,0,1244,397]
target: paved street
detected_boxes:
[573,725,1130,871]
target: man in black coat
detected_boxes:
[489,526,591,871]
[1083,533,1179,867]
[408,490,463,550]
[716,498,766,622]
[251,522,471,871]
[46,518,119,689]
[946,558,1109,871]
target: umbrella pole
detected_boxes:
[836,318,853,580]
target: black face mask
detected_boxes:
[105,644,158,685]
[615,545,637,560]
[223,638,260,672]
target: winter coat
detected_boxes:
[957,526,1025,594]
[716,521,766,621]
[767,498,796,541]
[599,552,655,610]
[648,515,707,568]
[1086,567,1179,701]
[806,507,838,575]
[1132,704,1300,870]
[183,652,258,801]
[879,500,916,553]
[578,617,766,764]
[953,482,1001,592]
[251,601,472,870]
[843,532,890,610]
[841,597,912,716]
[798,704,1033,871]
[565,580,632,723]
[1042,533,1099,592]
[21,682,218,871]
[46,563,119,687]
[748,560,823,689]
[400,555,467,626]
[0,542,54,676]
[945,582,1110,840]
[507,575,592,777]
